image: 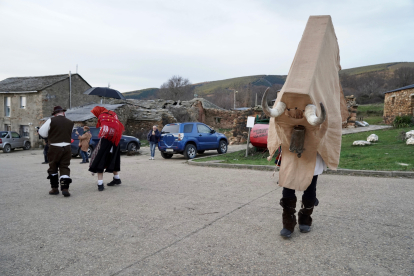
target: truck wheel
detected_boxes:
[217,140,227,154]
[3,144,11,153]
[161,151,173,159]
[23,142,31,150]
[184,144,197,159]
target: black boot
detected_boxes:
[47,174,59,195]
[60,178,72,197]
[280,197,297,238]
[107,177,121,186]
[98,184,104,191]
[298,198,319,233]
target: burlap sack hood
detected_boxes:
[267,15,348,191]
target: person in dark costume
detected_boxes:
[89,106,125,191]
[38,106,74,197]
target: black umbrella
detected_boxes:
[83,87,126,100]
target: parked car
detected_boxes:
[158,123,228,159]
[0,131,31,153]
[71,127,141,158]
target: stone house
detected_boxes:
[0,74,99,147]
[383,84,414,124]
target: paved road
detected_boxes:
[1,148,413,275]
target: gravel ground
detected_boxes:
[0,146,413,275]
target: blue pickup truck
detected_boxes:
[158,122,228,159]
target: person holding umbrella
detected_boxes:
[89,106,125,191]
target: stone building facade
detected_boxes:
[383,84,414,124]
[0,74,99,147]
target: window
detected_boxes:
[20,96,26,109]
[391,96,395,105]
[197,124,211,134]
[11,132,20,138]
[0,132,8,138]
[90,127,100,137]
[20,125,29,137]
[183,124,193,133]
[4,97,11,117]
[162,124,180,133]
[4,124,11,131]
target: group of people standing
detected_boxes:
[38,105,125,196]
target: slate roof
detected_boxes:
[42,103,125,122]
[0,74,85,93]
[384,84,414,94]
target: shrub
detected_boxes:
[392,116,413,128]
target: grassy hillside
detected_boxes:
[123,88,159,99]
[339,62,414,75]
[123,62,414,100]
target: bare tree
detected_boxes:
[158,75,194,101]
[390,67,414,88]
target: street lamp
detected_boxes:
[234,90,238,109]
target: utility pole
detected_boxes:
[234,90,238,109]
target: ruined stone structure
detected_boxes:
[0,74,99,147]
[383,84,414,124]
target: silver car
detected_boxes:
[0,131,31,153]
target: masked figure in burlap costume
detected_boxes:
[262,16,348,238]
[39,106,74,197]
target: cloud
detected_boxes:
[0,0,413,91]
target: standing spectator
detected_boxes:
[37,126,49,164]
[76,126,92,164]
[147,125,160,160]
[38,106,74,197]
[89,106,124,191]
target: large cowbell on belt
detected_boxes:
[289,125,305,158]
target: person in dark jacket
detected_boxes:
[147,126,161,160]
[38,106,74,197]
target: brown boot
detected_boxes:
[48,174,59,195]
[49,188,59,195]
[298,198,319,233]
[280,197,297,238]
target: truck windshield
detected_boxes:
[162,124,180,133]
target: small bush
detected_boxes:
[392,116,413,128]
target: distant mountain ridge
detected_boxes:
[123,62,414,100]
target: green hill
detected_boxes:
[123,88,159,99]
[123,62,414,100]
[339,62,414,75]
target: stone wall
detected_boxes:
[0,92,44,147]
[41,74,99,117]
[383,88,414,124]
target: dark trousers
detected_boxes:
[47,145,72,176]
[282,175,318,201]
[43,144,49,162]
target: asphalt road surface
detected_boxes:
[1,147,413,275]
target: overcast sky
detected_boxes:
[1,0,413,92]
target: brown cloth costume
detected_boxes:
[267,15,347,191]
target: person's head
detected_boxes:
[152,125,157,131]
[52,106,66,116]
[83,126,90,131]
